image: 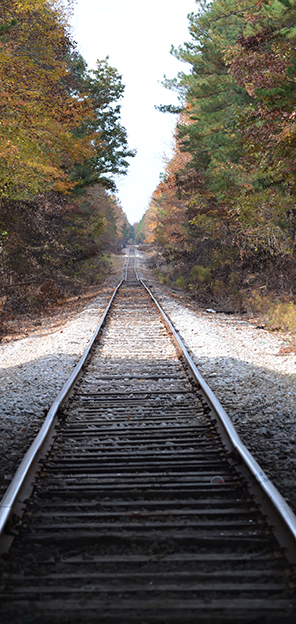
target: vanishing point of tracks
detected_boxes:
[0,248,296,623]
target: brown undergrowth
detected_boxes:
[0,254,124,343]
[0,188,131,341]
[143,244,296,346]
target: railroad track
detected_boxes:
[0,247,296,623]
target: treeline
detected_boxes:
[0,0,134,309]
[137,0,296,319]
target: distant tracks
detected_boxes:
[0,247,296,623]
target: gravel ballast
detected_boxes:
[0,260,126,499]
[1,250,296,519]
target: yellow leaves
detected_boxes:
[0,0,94,198]
[1,2,133,199]
[0,140,20,159]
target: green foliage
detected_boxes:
[138,2,296,322]
[164,0,254,199]
[134,214,147,243]
[224,0,296,252]
[175,275,185,288]
[191,265,212,283]
[0,18,17,35]
[0,2,133,304]
[229,272,240,287]
[69,55,136,192]
[155,269,168,284]
[147,0,296,269]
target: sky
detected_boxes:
[71,0,197,224]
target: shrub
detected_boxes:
[247,292,296,334]
[155,269,168,284]
[269,301,296,333]
[191,265,212,283]
[175,275,185,288]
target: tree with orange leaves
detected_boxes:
[0,0,94,197]
[0,1,135,200]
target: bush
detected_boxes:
[269,301,296,333]
[247,291,296,334]
[191,265,212,283]
[175,275,185,288]
[155,269,168,284]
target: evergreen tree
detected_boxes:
[226,0,296,251]
[162,0,254,202]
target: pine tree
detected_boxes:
[162,0,254,201]
[226,0,296,251]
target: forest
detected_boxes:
[2,0,296,336]
[136,0,296,333]
[0,0,134,330]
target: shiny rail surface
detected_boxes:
[0,247,296,624]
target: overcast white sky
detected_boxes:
[71,0,197,224]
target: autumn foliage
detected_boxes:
[0,0,134,318]
[0,0,91,196]
[137,0,296,311]
[0,1,135,198]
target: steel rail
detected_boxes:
[140,278,296,550]
[124,246,131,281]
[0,280,123,538]
[134,247,139,280]
[0,249,134,538]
